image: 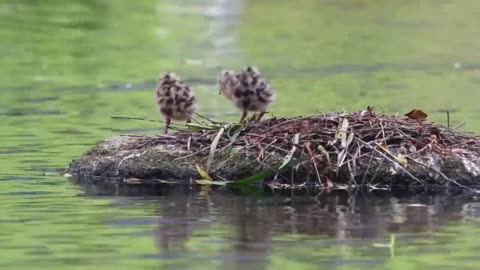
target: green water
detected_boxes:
[1,0,480,269]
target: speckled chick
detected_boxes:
[155,72,196,133]
[217,66,275,123]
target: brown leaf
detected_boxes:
[405,109,428,120]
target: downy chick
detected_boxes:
[155,72,196,133]
[217,66,275,123]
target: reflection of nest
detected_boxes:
[121,107,480,191]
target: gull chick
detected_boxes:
[155,72,196,133]
[217,66,275,123]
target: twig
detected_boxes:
[116,150,147,176]
[407,157,473,191]
[447,110,450,128]
[174,146,211,161]
[357,139,424,186]
[372,141,424,186]
[256,139,278,163]
[305,142,322,185]
[361,150,376,185]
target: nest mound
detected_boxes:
[67,109,480,193]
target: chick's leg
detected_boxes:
[256,111,266,122]
[164,118,171,134]
[239,110,248,123]
[249,113,258,122]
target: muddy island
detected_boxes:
[66,108,480,194]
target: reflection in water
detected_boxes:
[149,188,478,268]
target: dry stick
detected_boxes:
[350,142,362,186]
[368,183,390,191]
[406,141,435,157]
[115,150,147,176]
[347,161,357,187]
[254,159,291,184]
[217,140,240,153]
[260,143,292,154]
[270,147,302,187]
[361,150,377,186]
[254,141,265,160]
[373,141,425,186]
[267,116,304,130]
[337,132,357,168]
[343,145,361,187]
[133,136,181,149]
[350,148,381,161]
[372,122,385,140]
[356,138,424,186]
[255,147,276,170]
[380,121,386,143]
[392,127,409,138]
[256,139,278,163]
[406,157,474,191]
[174,145,211,161]
[305,143,322,185]
[369,157,386,186]
[447,110,450,128]
[246,133,268,139]
[214,151,239,170]
[187,136,192,151]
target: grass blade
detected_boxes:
[340,118,349,148]
[229,156,304,188]
[196,179,229,186]
[196,164,212,180]
[228,168,275,187]
[206,127,225,171]
[317,144,331,167]
[346,132,354,147]
[337,149,347,168]
[279,133,300,170]
[225,129,242,156]
[186,123,221,130]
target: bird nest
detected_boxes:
[120,108,480,191]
